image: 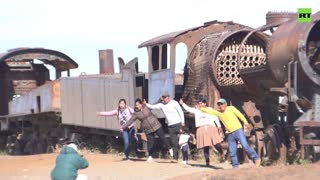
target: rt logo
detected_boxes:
[298,8,312,22]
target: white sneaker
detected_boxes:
[180,161,187,165]
[169,148,173,157]
[147,156,153,163]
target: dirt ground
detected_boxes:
[0,152,319,180]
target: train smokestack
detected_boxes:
[265,11,296,26]
[99,49,114,74]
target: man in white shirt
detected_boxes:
[144,91,185,162]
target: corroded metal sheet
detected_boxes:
[82,78,106,129]
[60,69,136,131]
[148,69,174,103]
[60,78,83,125]
[268,11,320,86]
[51,81,60,111]
[8,81,58,115]
[0,48,78,71]
[182,32,222,106]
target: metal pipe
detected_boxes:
[288,60,293,101]
[99,49,115,74]
[294,61,298,96]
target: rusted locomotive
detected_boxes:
[0,11,319,164]
[0,48,150,154]
[139,11,320,163]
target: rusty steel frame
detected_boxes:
[297,121,320,159]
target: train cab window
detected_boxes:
[135,76,144,87]
[161,44,168,69]
[152,46,159,70]
[151,44,170,71]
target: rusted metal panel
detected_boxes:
[299,122,320,147]
[60,57,137,131]
[82,78,106,128]
[39,82,54,112]
[52,81,60,111]
[266,12,296,25]
[8,82,57,115]
[268,11,320,86]
[60,78,83,125]
[138,28,195,48]
[0,48,78,71]
[148,69,174,103]
[182,32,222,106]
[61,73,135,131]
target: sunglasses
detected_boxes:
[217,103,224,106]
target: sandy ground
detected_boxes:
[0,152,319,180]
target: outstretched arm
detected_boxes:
[96,109,117,116]
[145,103,163,110]
[200,107,220,116]
[181,103,197,114]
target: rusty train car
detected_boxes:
[139,11,320,163]
[0,48,151,154]
[0,11,319,164]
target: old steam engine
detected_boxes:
[0,11,319,165]
[140,11,320,164]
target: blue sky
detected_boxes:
[0,0,319,78]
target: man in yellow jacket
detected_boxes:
[201,98,261,168]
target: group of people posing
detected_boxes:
[97,92,261,168]
[51,92,261,179]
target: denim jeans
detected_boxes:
[122,127,136,158]
[227,128,259,168]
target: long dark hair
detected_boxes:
[117,99,127,119]
[118,99,127,109]
[134,98,144,112]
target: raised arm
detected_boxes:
[181,103,197,114]
[96,109,117,116]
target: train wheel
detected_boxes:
[263,124,287,165]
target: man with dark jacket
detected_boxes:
[51,143,89,180]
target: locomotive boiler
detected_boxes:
[140,11,320,163]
